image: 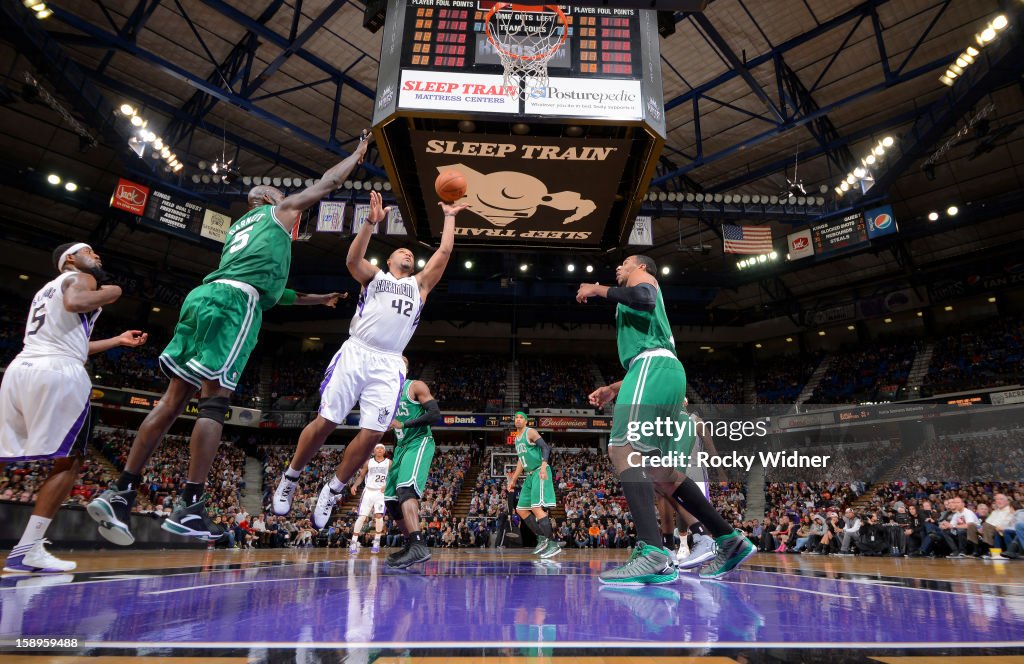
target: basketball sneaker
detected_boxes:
[386,543,431,569]
[532,536,549,555]
[3,540,76,573]
[349,539,360,555]
[161,494,223,541]
[387,541,411,565]
[598,541,678,586]
[272,475,298,516]
[86,486,136,546]
[677,533,716,570]
[371,540,381,554]
[698,530,756,579]
[539,540,562,559]
[312,483,343,530]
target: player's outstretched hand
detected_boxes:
[438,201,469,217]
[351,485,358,496]
[355,129,373,164]
[588,385,617,408]
[390,419,403,430]
[321,292,348,308]
[368,190,390,224]
[576,282,602,303]
[118,330,148,348]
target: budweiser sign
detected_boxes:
[538,417,589,430]
[110,178,150,215]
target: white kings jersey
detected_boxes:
[365,457,391,491]
[18,272,100,364]
[349,271,422,354]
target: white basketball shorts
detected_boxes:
[358,487,386,517]
[318,338,406,432]
[0,356,92,461]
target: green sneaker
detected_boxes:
[598,541,678,586]
[698,530,756,579]
[532,536,549,555]
[539,539,562,559]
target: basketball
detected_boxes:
[435,170,467,202]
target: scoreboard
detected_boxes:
[402,2,642,79]
[371,0,666,250]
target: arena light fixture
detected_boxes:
[884,318,893,323]
[18,274,29,281]
[464,260,473,269]
[917,311,923,317]
[417,259,426,268]
[434,339,446,344]
[46,173,60,185]
[151,307,161,313]
[521,341,533,346]
[865,154,876,165]
[988,296,997,303]
[847,325,855,330]
[520,263,528,272]
[567,263,575,273]
[586,265,594,273]
[369,257,378,266]
[785,337,793,343]
[754,343,762,349]
[927,211,939,221]
[64,181,77,192]
[818,330,826,336]
[308,337,320,341]
[699,345,711,350]
[661,266,670,275]
[947,205,959,216]
[944,305,953,311]
[119,103,135,116]
[130,115,143,127]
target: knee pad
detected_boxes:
[197,396,230,425]
[386,500,403,521]
[396,486,420,505]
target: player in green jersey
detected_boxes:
[577,254,754,583]
[88,135,371,545]
[382,356,443,569]
[506,412,561,559]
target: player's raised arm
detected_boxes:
[416,201,467,298]
[346,190,386,286]
[88,330,148,356]
[62,272,122,313]
[275,132,372,231]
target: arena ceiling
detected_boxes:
[0,0,1021,328]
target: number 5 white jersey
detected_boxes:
[19,271,101,364]
[349,271,422,354]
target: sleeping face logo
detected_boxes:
[439,163,597,227]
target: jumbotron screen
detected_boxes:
[401,2,642,80]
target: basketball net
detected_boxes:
[485,3,568,100]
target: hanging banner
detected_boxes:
[865,204,898,239]
[317,201,347,232]
[200,209,232,244]
[386,208,407,236]
[628,216,652,246]
[786,229,814,261]
[351,204,380,235]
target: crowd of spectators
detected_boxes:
[430,355,506,411]
[807,341,920,404]
[923,315,1024,397]
[754,352,824,404]
[518,357,597,409]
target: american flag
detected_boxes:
[723,224,773,254]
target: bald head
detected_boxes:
[248,185,284,208]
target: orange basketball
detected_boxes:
[435,170,467,202]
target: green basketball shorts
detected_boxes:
[159,281,262,391]
[517,469,556,510]
[609,351,694,456]
[383,435,435,501]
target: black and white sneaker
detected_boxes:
[86,487,136,546]
[385,543,431,569]
[161,494,223,541]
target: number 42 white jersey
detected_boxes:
[349,271,422,354]
[365,458,391,491]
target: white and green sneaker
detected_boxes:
[598,541,678,586]
[539,539,562,559]
[698,530,756,579]
[532,536,549,555]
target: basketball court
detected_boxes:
[5,548,1024,660]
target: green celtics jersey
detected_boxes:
[515,428,542,472]
[395,380,431,445]
[615,285,676,369]
[203,205,292,310]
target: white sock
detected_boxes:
[373,534,381,542]
[328,476,345,493]
[351,536,358,544]
[14,516,51,554]
[285,466,302,480]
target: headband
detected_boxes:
[59,242,91,272]
[515,411,527,419]
[374,443,386,451]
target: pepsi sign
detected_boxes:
[865,204,898,239]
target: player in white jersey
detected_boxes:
[272,191,466,529]
[347,443,391,554]
[1,243,147,573]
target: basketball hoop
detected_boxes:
[485,3,568,100]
